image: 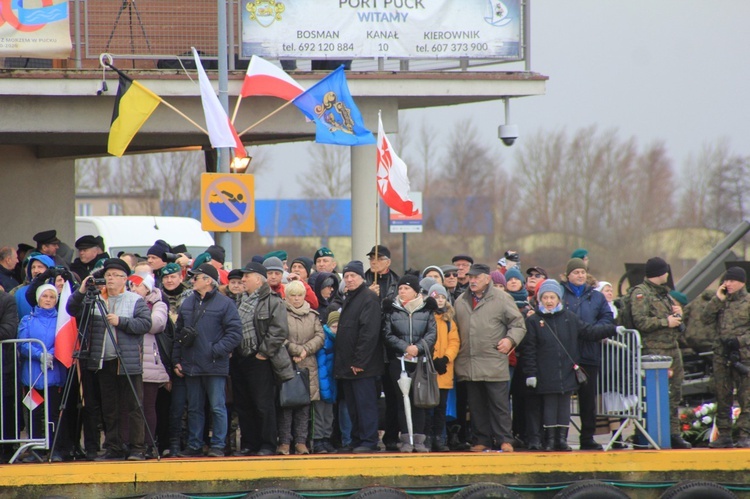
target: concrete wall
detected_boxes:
[0,146,75,249]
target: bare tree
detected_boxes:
[298,144,351,199]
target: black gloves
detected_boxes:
[433,356,449,375]
[722,337,741,351]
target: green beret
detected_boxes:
[162,263,182,276]
[264,250,288,261]
[192,252,212,270]
[669,290,688,306]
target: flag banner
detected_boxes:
[107,69,162,157]
[377,115,419,216]
[241,55,305,101]
[23,388,44,411]
[55,281,77,368]
[0,0,72,58]
[292,66,375,146]
[192,48,237,149]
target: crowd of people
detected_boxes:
[1,230,749,464]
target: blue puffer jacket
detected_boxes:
[561,281,614,366]
[15,254,55,319]
[316,324,337,403]
[17,306,66,388]
[174,288,242,376]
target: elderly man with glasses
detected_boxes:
[173,264,242,458]
[66,258,152,461]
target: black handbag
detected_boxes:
[412,340,440,409]
[279,363,310,409]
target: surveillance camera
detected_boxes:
[498,124,519,146]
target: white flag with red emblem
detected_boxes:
[376,115,419,216]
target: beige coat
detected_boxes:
[454,285,526,382]
[285,301,325,401]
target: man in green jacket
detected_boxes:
[454,263,526,453]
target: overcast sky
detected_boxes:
[255,0,750,199]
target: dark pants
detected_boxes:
[454,380,470,442]
[428,389,450,440]
[388,361,427,434]
[231,355,277,453]
[466,381,512,447]
[380,369,400,445]
[27,385,70,455]
[341,376,379,449]
[96,360,145,454]
[577,363,599,440]
[524,392,543,444]
[542,392,573,427]
[168,375,187,450]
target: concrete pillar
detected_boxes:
[350,144,378,265]
[0,146,75,248]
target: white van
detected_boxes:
[75,216,215,257]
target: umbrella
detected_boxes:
[397,357,414,445]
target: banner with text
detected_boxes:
[241,0,522,60]
[0,0,71,58]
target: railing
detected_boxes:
[0,339,50,464]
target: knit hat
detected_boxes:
[645,257,670,278]
[724,266,747,284]
[291,256,313,277]
[342,261,366,279]
[251,255,265,264]
[566,258,587,276]
[419,277,438,294]
[505,267,525,285]
[398,274,421,294]
[192,252,212,270]
[161,263,181,276]
[490,270,506,287]
[263,256,285,272]
[571,248,588,259]
[595,281,612,293]
[264,250,288,262]
[206,245,226,264]
[428,284,449,299]
[669,290,689,306]
[35,283,58,303]
[147,240,170,259]
[128,273,154,292]
[314,247,334,262]
[538,279,563,300]
[421,265,444,280]
[327,310,340,327]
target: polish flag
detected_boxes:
[240,55,305,101]
[192,48,237,149]
[55,281,78,369]
[376,115,419,216]
[23,388,44,411]
[230,119,247,159]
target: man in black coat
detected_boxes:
[70,235,108,280]
[0,290,18,463]
[335,261,384,453]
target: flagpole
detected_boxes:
[158,98,210,136]
[374,110,382,286]
[238,100,295,136]
[230,95,243,125]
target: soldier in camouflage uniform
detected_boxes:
[701,266,750,448]
[681,289,716,355]
[630,257,692,449]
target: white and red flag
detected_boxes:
[23,388,44,411]
[376,115,419,216]
[55,281,78,368]
[240,55,305,101]
[192,48,241,150]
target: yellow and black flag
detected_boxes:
[107,67,162,157]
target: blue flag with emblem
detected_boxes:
[292,66,375,146]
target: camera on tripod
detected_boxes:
[722,339,750,376]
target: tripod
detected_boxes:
[50,282,158,462]
[104,0,152,58]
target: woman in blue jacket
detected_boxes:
[18,284,69,461]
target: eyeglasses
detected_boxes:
[529,273,544,279]
[368,256,389,261]
[191,275,209,281]
[105,273,127,279]
[444,272,458,278]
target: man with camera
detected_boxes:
[702,266,750,448]
[173,263,242,457]
[70,235,108,280]
[66,258,152,460]
[630,256,692,449]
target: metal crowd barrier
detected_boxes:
[0,338,50,464]
[571,329,660,451]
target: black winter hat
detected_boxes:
[398,274,421,294]
[147,240,170,259]
[206,245,226,264]
[343,261,366,279]
[291,256,313,277]
[645,257,670,278]
[724,266,747,284]
[241,261,267,278]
